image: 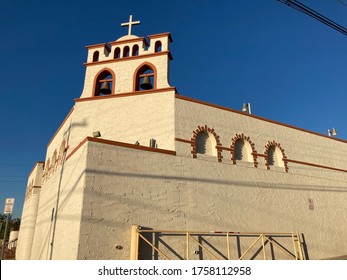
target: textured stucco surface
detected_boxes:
[76,141,347,260]
[16,163,44,260]
[28,145,87,259]
[45,90,175,167]
[71,91,175,151]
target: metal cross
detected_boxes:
[121,15,140,35]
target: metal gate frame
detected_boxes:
[130,225,304,260]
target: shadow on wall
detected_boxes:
[34,153,345,259]
[85,168,347,194]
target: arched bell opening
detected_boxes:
[154,41,162,53]
[92,51,99,62]
[134,63,156,91]
[132,45,139,56]
[114,47,120,59]
[93,69,115,96]
[123,46,130,58]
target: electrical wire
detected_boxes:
[337,0,347,8]
[0,176,26,178]
[277,0,347,36]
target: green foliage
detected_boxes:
[0,215,21,242]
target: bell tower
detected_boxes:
[69,16,176,151]
[79,15,173,99]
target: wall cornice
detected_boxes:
[74,87,176,103]
[66,137,176,161]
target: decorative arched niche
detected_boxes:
[51,150,57,172]
[133,62,157,91]
[196,131,217,156]
[264,141,288,172]
[93,68,115,96]
[58,139,67,165]
[44,158,51,180]
[191,125,222,161]
[231,133,258,167]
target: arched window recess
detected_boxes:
[196,131,217,156]
[231,133,258,167]
[191,125,222,162]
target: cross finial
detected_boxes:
[121,15,141,36]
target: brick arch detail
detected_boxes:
[43,138,68,183]
[264,140,289,172]
[191,125,222,162]
[51,149,58,172]
[43,157,51,181]
[58,138,67,165]
[230,133,258,167]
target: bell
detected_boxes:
[100,81,111,95]
[140,76,153,90]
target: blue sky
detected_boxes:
[1,0,347,218]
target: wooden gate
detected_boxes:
[130,225,304,260]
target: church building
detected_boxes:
[16,16,347,260]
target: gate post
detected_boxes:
[130,225,139,260]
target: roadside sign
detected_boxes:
[4,198,15,214]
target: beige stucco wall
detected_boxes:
[70,90,176,152]
[29,145,87,259]
[77,140,347,260]
[16,162,44,260]
[45,90,175,167]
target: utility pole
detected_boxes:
[1,198,15,260]
[0,214,10,260]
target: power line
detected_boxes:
[0,163,33,166]
[0,180,26,183]
[337,0,347,8]
[277,0,347,36]
[0,176,26,178]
